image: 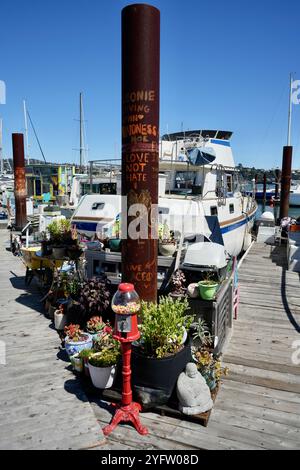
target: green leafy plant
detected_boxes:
[191,318,213,347]
[78,348,95,359]
[47,219,75,246]
[112,218,121,238]
[139,296,194,359]
[158,222,175,243]
[89,348,120,368]
[194,349,229,387]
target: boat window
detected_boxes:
[229,203,234,214]
[158,207,169,214]
[210,206,218,216]
[175,171,197,189]
[226,174,233,193]
[92,202,105,210]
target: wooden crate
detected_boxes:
[95,384,219,428]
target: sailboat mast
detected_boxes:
[23,100,30,165]
[287,73,293,146]
[79,92,84,170]
[0,118,3,173]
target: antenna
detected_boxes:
[27,109,47,164]
[23,100,30,164]
[287,72,293,146]
[80,92,84,169]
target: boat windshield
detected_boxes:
[187,147,216,166]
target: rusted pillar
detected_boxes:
[275,169,281,199]
[12,133,27,230]
[121,4,160,302]
[263,173,267,202]
[279,146,293,220]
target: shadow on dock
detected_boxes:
[270,246,300,333]
[9,272,44,314]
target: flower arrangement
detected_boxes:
[64,324,86,342]
[193,348,229,389]
[92,325,116,352]
[138,296,194,359]
[86,316,105,334]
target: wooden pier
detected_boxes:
[0,231,300,450]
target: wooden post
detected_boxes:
[263,173,267,203]
[12,133,27,230]
[121,4,160,302]
[275,169,281,199]
[279,146,292,220]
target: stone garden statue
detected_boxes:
[177,362,213,415]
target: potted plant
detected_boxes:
[169,270,187,299]
[78,348,95,377]
[86,316,107,339]
[47,219,74,259]
[190,318,213,349]
[158,223,177,256]
[64,324,93,358]
[131,296,194,407]
[40,231,52,256]
[54,304,67,331]
[66,277,111,328]
[198,273,219,300]
[108,215,121,252]
[70,353,83,373]
[92,324,113,350]
[193,348,229,391]
[88,345,120,389]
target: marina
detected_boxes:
[0,232,299,450]
[1,0,300,455]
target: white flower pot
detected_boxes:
[159,242,176,257]
[88,363,116,389]
[70,354,83,373]
[54,311,67,330]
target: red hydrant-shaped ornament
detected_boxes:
[102,283,148,436]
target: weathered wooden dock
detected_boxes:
[0,230,106,450]
[0,231,300,450]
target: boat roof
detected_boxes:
[161,130,233,141]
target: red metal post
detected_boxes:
[121,342,133,406]
[12,133,27,230]
[279,146,292,220]
[121,3,160,303]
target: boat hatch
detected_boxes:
[92,202,105,210]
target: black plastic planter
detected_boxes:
[131,339,192,408]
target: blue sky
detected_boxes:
[1,0,300,168]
